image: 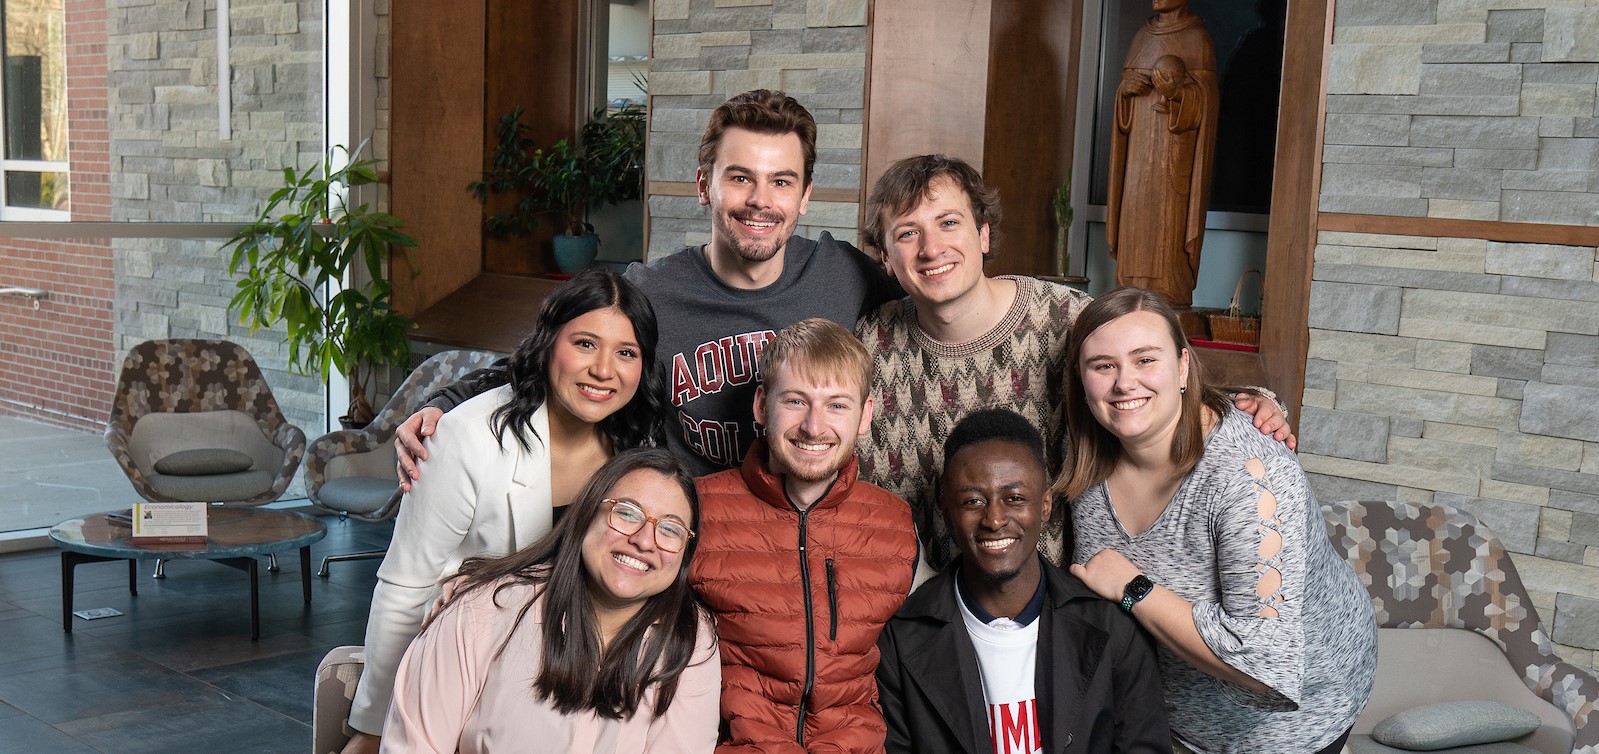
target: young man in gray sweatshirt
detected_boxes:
[394,89,897,482]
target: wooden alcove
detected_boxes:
[388,0,589,353]
[863,0,1335,424]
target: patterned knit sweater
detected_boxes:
[855,276,1091,569]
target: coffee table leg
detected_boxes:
[128,559,138,596]
[300,547,312,603]
[60,553,74,633]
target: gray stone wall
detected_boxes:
[1311,1,1599,675]
[109,0,327,433]
[646,0,867,260]
[1303,235,1599,672]
[1323,1,1599,224]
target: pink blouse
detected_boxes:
[383,579,721,754]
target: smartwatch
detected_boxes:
[1121,574,1156,613]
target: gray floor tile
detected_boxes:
[0,509,387,752]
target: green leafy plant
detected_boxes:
[224,142,418,425]
[470,104,646,238]
[1052,173,1074,278]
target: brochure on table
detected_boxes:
[131,502,209,544]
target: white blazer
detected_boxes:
[348,386,554,735]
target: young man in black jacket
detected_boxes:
[876,409,1171,754]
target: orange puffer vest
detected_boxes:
[692,441,918,753]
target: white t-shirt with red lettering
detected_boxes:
[957,583,1043,754]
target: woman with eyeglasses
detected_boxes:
[343,269,671,754]
[384,448,719,753]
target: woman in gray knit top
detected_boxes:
[1053,287,1376,754]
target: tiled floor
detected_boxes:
[0,513,391,754]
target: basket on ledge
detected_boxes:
[1206,269,1262,346]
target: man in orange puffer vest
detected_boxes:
[692,318,920,753]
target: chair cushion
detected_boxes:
[318,476,399,515]
[147,470,275,502]
[153,448,256,476]
[1349,735,1540,754]
[1371,701,1541,751]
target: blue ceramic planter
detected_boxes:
[553,233,600,274]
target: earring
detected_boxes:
[1181,386,1187,393]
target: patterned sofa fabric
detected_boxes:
[1324,501,1597,754]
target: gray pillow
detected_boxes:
[1348,735,1540,754]
[154,448,255,476]
[1372,701,1541,751]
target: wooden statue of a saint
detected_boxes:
[1105,0,1219,307]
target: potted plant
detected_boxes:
[471,105,645,273]
[224,142,418,427]
[1050,173,1090,291]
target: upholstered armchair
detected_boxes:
[313,645,365,754]
[104,339,307,578]
[1324,500,1597,754]
[105,338,306,505]
[304,348,502,576]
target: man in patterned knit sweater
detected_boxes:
[855,154,1293,570]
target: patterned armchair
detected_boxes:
[1324,500,1597,754]
[304,348,502,576]
[313,645,365,754]
[105,339,305,506]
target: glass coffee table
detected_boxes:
[50,507,327,640]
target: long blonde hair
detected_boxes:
[1051,287,1231,500]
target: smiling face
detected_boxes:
[545,307,644,427]
[942,438,1049,585]
[879,174,990,310]
[1079,309,1191,453]
[755,358,873,490]
[581,468,693,616]
[698,127,813,268]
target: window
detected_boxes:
[1,0,68,219]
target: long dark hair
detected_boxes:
[431,448,706,719]
[491,268,668,453]
[1053,287,1232,500]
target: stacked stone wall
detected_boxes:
[108,0,326,431]
[1309,0,1599,673]
[646,0,867,260]
[1323,0,1599,224]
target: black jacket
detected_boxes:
[875,557,1172,754]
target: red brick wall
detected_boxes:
[0,0,113,432]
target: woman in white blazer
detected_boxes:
[343,269,670,752]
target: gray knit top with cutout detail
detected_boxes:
[1071,407,1376,754]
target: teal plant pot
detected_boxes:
[553,233,600,274]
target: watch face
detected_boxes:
[1126,575,1155,600]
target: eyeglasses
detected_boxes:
[603,499,694,553]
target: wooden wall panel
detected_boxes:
[1259,0,1334,426]
[482,0,583,277]
[1319,212,1599,247]
[863,0,994,208]
[390,0,487,317]
[982,0,1081,277]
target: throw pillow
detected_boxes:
[154,448,255,476]
[1371,701,1540,751]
